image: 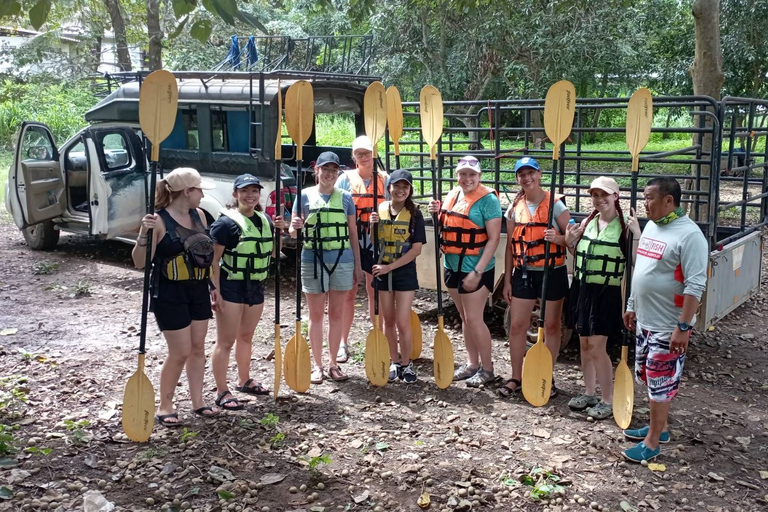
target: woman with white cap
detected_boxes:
[427,156,502,387]
[131,167,219,426]
[500,156,571,399]
[335,135,389,362]
[369,169,427,383]
[563,176,640,419]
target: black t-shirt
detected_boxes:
[209,212,274,249]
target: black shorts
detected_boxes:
[219,276,265,306]
[511,265,569,301]
[359,247,375,274]
[150,280,212,331]
[566,279,624,337]
[374,263,419,292]
[444,267,495,294]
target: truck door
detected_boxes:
[8,122,65,229]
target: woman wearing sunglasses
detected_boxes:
[428,156,502,387]
[500,156,571,399]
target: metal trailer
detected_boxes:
[386,94,768,331]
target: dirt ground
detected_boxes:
[0,213,767,512]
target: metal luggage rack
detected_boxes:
[384,95,767,250]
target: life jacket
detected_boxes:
[220,209,274,283]
[439,185,497,262]
[346,170,386,249]
[509,191,567,269]
[377,202,412,264]
[303,187,351,292]
[156,209,213,281]
[574,214,626,286]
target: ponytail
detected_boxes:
[154,179,182,210]
[615,198,629,255]
[511,189,526,209]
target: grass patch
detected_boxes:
[0,149,11,208]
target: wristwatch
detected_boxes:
[677,321,692,332]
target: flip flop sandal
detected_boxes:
[327,365,349,382]
[235,379,270,396]
[193,406,220,417]
[215,391,245,411]
[155,413,184,428]
[497,378,521,398]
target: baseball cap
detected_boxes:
[352,135,373,152]
[514,157,540,173]
[588,176,620,195]
[316,151,341,168]
[455,155,482,173]
[389,169,413,185]
[233,174,263,190]
[165,167,215,191]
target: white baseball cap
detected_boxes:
[352,135,373,152]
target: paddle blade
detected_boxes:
[284,333,311,393]
[364,81,387,158]
[626,87,653,172]
[122,354,155,442]
[284,81,314,161]
[613,346,634,429]
[419,85,443,159]
[386,86,403,155]
[275,79,283,160]
[139,70,179,162]
[273,324,282,400]
[410,310,423,360]
[521,328,553,407]
[433,317,454,389]
[365,321,390,387]
[543,80,576,161]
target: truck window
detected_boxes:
[22,126,55,161]
[211,109,228,151]
[184,111,199,150]
[100,133,131,171]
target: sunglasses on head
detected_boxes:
[458,157,479,166]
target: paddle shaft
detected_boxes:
[138,157,159,355]
[295,157,303,324]
[538,147,561,324]
[430,159,443,314]
[373,167,380,316]
[622,170,639,349]
[275,161,281,323]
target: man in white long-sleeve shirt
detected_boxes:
[621,177,708,463]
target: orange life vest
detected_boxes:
[346,170,386,248]
[509,191,566,268]
[439,185,497,256]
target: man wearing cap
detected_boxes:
[335,135,390,362]
[621,177,707,462]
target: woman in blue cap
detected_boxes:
[369,169,427,383]
[209,174,285,410]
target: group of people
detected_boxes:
[132,136,708,464]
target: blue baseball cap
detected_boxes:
[514,156,540,173]
[233,174,262,190]
[316,151,341,168]
[389,169,413,185]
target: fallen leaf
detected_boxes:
[349,439,363,449]
[0,328,17,336]
[0,487,12,500]
[707,472,724,482]
[635,407,650,415]
[260,473,286,485]
[353,491,369,504]
[532,429,551,439]
[759,471,768,480]
[735,437,751,446]
[647,463,666,472]
[84,454,99,469]
[399,464,422,474]
[8,469,31,484]
[99,409,117,421]
[620,501,638,512]
[208,466,235,483]
[417,493,430,509]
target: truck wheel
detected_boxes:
[22,220,59,251]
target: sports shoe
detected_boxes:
[622,441,661,463]
[568,393,598,410]
[389,362,402,383]
[623,425,670,444]
[586,401,612,420]
[401,363,417,383]
[550,381,559,398]
[466,367,496,388]
[337,343,350,363]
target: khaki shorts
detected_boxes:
[301,260,354,293]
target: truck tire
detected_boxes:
[22,220,60,251]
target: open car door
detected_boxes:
[8,122,65,229]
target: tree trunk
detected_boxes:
[104,0,132,71]
[688,0,724,223]
[146,0,162,70]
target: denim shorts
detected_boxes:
[301,260,354,293]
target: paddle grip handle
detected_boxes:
[430,158,443,314]
[539,151,560,325]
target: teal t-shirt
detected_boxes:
[443,192,503,272]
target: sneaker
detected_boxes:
[568,393,599,411]
[337,344,350,363]
[401,363,417,383]
[453,363,479,381]
[550,381,559,399]
[310,366,324,384]
[466,367,496,388]
[389,362,402,383]
[623,426,670,444]
[622,441,661,463]
[586,401,612,420]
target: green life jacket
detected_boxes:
[302,188,350,252]
[575,214,626,286]
[220,209,274,282]
[378,202,412,264]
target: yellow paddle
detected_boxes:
[363,82,390,387]
[614,87,653,428]
[387,85,423,360]
[522,80,576,407]
[283,81,313,393]
[123,70,178,442]
[420,85,453,390]
[273,80,283,400]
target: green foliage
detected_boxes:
[259,413,280,428]
[0,376,28,419]
[31,261,59,275]
[72,280,92,298]
[301,453,331,473]
[180,428,199,443]
[141,446,169,459]
[0,424,19,455]
[217,489,235,500]
[270,431,286,447]
[23,446,53,456]
[516,466,566,501]
[63,419,91,445]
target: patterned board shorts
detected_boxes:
[634,325,687,402]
